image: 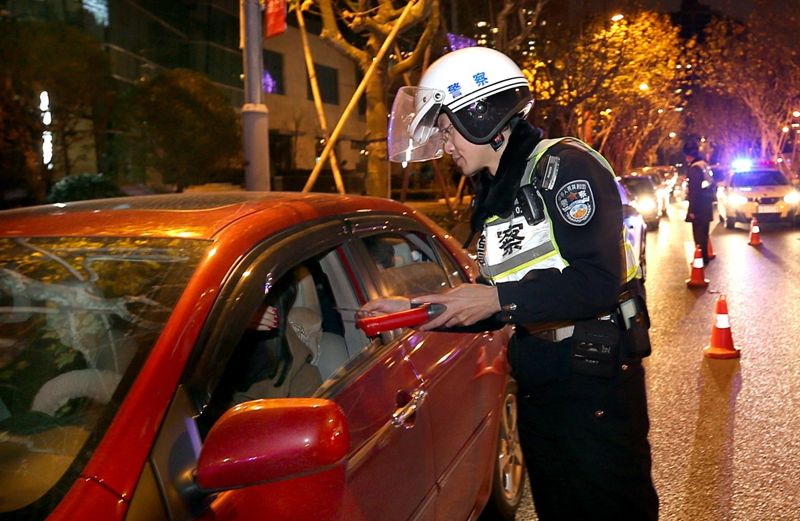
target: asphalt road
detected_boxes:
[411,198,800,520]
[643,203,800,521]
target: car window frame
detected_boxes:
[344,214,469,292]
[181,212,464,419]
[183,218,354,418]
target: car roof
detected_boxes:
[620,175,655,185]
[728,168,784,180]
[730,168,781,175]
[0,191,414,240]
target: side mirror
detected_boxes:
[355,304,445,336]
[195,398,348,491]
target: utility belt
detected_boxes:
[531,290,651,378]
[531,316,607,343]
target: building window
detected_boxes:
[269,130,293,173]
[264,50,284,95]
[308,64,339,105]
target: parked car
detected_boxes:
[716,161,800,229]
[0,192,524,521]
[618,175,665,230]
[632,165,680,203]
[616,181,648,282]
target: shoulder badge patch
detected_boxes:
[555,180,595,226]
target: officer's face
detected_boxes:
[436,114,502,177]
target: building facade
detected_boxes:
[5,0,368,192]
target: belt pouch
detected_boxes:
[619,295,652,358]
[570,319,620,378]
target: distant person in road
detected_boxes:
[683,139,716,264]
[365,47,658,520]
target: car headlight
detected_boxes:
[784,191,800,205]
[728,193,749,207]
[636,197,656,213]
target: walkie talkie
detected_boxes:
[517,184,545,226]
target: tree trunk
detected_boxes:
[364,64,389,197]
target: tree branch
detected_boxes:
[390,0,439,80]
[347,0,430,40]
[506,0,549,53]
[312,0,367,63]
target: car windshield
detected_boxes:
[0,236,209,515]
[730,170,788,187]
[621,177,655,194]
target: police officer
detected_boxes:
[365,46,658,520]
[683,139,716,264]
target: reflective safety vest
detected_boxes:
[477,137,640,284]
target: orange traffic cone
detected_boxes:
[748,217,761,246]
[707,236,716,260]
[686,245,709,287]
[704,294,740,359]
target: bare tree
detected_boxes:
[521,10,685,173]
[701,2,800,161]
[310,0,440,196]
[493,0,549,60]
[687,90,757,165]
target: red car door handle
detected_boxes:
[392,388,427,428]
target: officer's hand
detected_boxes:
[411,284,501,331]
[358,296,411,317]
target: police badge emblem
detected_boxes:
[555,180,595,226]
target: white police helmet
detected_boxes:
[388,47,532,163]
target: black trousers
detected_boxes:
[517,363,659,521]
[692,219,711,263]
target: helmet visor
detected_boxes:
[387,86,445,163]
[447,87,532,145]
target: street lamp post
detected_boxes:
[242,0,270,191]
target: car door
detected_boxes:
[145,218,437,521]
[351,219,510,521]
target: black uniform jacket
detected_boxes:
[686,161,715,222]
[473,121,624,323]
[471,121,625,387]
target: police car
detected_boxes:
[716,159,800,229]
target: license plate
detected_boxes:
[758,205,779,213]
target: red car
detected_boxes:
[0,192,523,521]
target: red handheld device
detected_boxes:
[356,303,446,336]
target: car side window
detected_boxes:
[363,232,452,297]
[229,266,324,403]
[195,249,366,434]
[434,240,469,286]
